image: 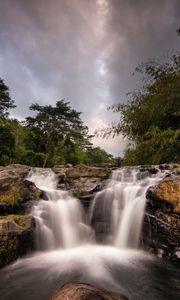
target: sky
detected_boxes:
[0,0,179,156]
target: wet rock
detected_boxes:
[51,283,128,300]
[0,214,35,267]
[143,212,180,261]
[66,177,102,198]
[0,165,41,214]
[152,175,180,213]
[144,174,180,261]
[79,194,95,210]
[159,163,180,170]
[139,166,159,174]
[65,165,111,179]
[54,165,111,200]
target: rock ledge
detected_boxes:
[51,283,128,300]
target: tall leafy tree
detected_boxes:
[0,78,16,119]
[25,100,92,166]
[107,53,180,165]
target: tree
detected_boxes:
[25,100,92,167]
[87,146,113,165]
[108,53,180,165]
[0,124,16,165]
[0,79,16,119]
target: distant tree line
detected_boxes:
[0,79,114,167]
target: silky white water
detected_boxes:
[27,167,164,250]
[27,168,88,250]
[91,168,164,248]
[1,167,179,300]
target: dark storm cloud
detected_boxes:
[0,0,104,118]
[104,0,180,103]
[0,0,179,155]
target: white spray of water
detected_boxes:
[89,168,163,248]
[27,167,164,251]
[27,168,92,250]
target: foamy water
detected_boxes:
[1,167,178,300]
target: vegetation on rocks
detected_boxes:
[0,191,22,206]
[0,165,41,214]
[0,214,34,267]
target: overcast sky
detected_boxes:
[0,0,179,156]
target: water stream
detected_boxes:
[0,167,179,300]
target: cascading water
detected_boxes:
[0,167,179,300]
[27,168,92,250]
[90,168,164,248]
[27,167,163,250]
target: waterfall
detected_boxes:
[27,167,163,251]
[27,168,93,250]
[90,168,162,248]
[1,167,178,300]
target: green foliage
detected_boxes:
[0,81,113,167]
[87,147,113,165]
[110,53,180,165]
[0,123,16,165]
[123,128,180,165]
[25,100,92,167]
[0,78,16,118]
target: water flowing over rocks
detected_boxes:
[0,164,42,266]
[0,164,111,266]
[52,283,128,300]
[0,163,179,267]
[0,164,179,300]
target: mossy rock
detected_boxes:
[0,165,42,214]
[0,191,22,205]
[0,215,35,267]
[0,214,33,234]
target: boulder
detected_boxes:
[0,214,35,267]
[152,175,180,213]
[0,165,41,214]
[54,165,111,203]
[51,283,128,300]
[143,212,180,260]
[144,174,180,261]
[65,165,111,179]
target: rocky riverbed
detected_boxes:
[0,163,179,267]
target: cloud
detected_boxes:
[0,0,106,112]
[104,0,180,102]
[0,0,179,155]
